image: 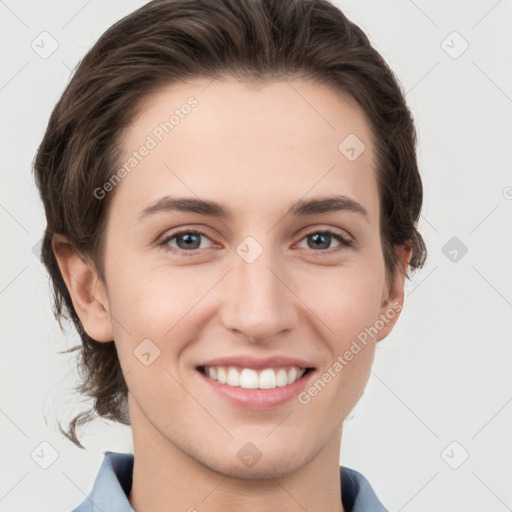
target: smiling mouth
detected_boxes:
[197,365,314,390]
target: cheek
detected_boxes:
[105,257,205,344]
[301,271,381,406]
[298,265,383,342]
[105,264,203,387]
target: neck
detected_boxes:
[128,398,345,512]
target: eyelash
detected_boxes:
[157,227,354,256]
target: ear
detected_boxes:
[52,234,114,342]
[376,243,412,342]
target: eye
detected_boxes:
[158,227,354,256]
[296,228,353,252]
[159,229,214,254]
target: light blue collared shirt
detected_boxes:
[71,451,388,512]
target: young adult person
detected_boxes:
[33,1,427,510]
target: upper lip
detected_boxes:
[197,355,316,370]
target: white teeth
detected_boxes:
[226,367,240,386]
[276,369,288,387]
[259,368,276,389]
[217,367,227,384]
[202,365,307,389]
[287,367,298,385]
[240,368,259,389]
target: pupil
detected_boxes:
[179,233,200,249]
[310,233,329,250]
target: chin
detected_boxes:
[193,438,312,481]
[213,454,306,480]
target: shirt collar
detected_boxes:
[71,451,388,512]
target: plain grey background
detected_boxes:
[1,1,511,511]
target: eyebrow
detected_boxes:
[139,194,369,221]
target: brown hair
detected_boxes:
[33,0,427,448]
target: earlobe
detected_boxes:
[376,243,413,342]
[52,234,114,342]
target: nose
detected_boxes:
[218,243,298,344]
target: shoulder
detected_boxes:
[340,466,389,512]
[70,451,134,512]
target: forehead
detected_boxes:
[112,77,379,224]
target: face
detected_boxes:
[86,77,406,478]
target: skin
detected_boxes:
[54,76,411,512]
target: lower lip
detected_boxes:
[197,368,315,410]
